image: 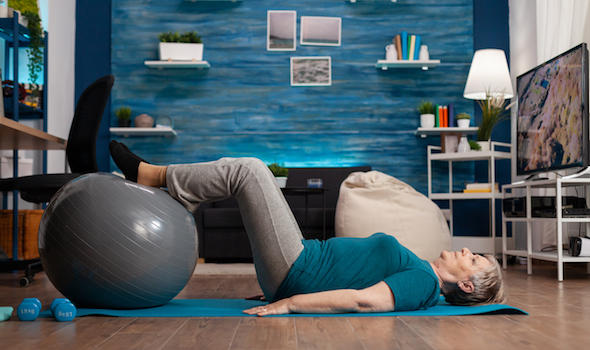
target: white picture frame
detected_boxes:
[267,10,297,51]
[290,56,332,86]
[300,16,341,46]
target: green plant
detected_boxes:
[456,113,471,120]
[268,163,288,177]
[9,1,43,93]
[158,31,202,44]
[417,101,435,115]
[115,106,132,121]
[476,94,509,141]
[468,139,481,151]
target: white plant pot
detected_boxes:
[420,114,435,128]
[477,140,490,152]
[159,42,203,61]
[275,177,287,188]
[457,119,470,128]
[0,7,8,18]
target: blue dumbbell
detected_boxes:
[17,298,41,321]
[50,298,76,322]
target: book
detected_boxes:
[443,106,448,127]
[465,183,499,191]
[409,35,416,61]
[394,34,402,60]
[448,103,455,128]
[438,105,443,127]
[463,189,493,193]
[434,104,439,127]
[414,35,421,60]
[401,31,408,60]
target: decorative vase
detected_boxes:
[419,45,429,61]
[159,43,204,61]
[457,119,470,128]
[420,114,435,128]
[134,114,154,128]
[457,136,470,153]
[275,177,287,188]
[477,140,490,152]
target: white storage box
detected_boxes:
[1,156,33,178]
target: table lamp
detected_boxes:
[463,49,513,99]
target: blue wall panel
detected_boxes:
[111,0,475,194]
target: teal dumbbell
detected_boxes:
[17,298,41,321]
[50,298,76,322]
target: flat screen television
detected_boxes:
[516,43,589,176]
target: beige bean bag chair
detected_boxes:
[335,171,451,261]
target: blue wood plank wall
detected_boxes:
[110,0,476,195]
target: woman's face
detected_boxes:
[432,247,491,283]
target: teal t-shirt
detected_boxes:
[273,233,440,311]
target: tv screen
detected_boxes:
[516,43,589,176]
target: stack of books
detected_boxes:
[432,104,455,128]
[463,183,500,193]
[392,31,422,60]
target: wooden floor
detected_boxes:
[1,261,590,350]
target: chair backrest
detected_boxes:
[66,75,115,173]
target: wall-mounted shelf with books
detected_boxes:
[144,60,210,69]
[376,59,441,71]
[415,127,478,138]
[110,126,177,137]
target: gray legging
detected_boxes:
[166,157,304,299]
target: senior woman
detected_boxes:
[110,141,505,316]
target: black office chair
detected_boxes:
[0,74,114,285]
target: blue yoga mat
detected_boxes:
[39,296,526,318]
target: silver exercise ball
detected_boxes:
[38,173,198,309]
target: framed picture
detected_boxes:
[300,16,341,46]
[290,56,332,86]
[267,10,297,51]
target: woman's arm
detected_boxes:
[243,281,395,316]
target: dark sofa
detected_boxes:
[194,166,371,262]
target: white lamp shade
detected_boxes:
[463,49,513,100]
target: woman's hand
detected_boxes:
[243,298,292,316]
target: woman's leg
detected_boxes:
[158,157,304,300]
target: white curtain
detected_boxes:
[536,0,590,62]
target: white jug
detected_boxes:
[385,44,397,61]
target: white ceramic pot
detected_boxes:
[275,177,287,188]
[159,43,204,61]
[477,140,490,152]
[0,7,8,18]
[457,119,470,128]
[420,114,435,128]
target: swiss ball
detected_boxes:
[38,173,198,309]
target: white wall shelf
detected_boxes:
[144,60,210,69]
[502,170,590,281]
[376,59,440,70]
[427,141,512,254]
[416,127,478,138]
[110,126,177,137]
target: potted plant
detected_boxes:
[417,101,435,128]
[158,31,203,61]
[468,139,481,151]
[115,106,132,127]
[456,113,471,128]
[476,94,509,151]
[268,163,288,188]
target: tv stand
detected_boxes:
[502,172,590,281]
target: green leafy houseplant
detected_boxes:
[468,139,481,151]
[9,1,43,97]
[456,113,471,120]
[268,163,288,177]
[476,95,509,141]
[158,31,202,43]
[115,107,132,127]
[417,101,435,115]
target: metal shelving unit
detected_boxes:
[502,170,590,281]
[427,141,511,254]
